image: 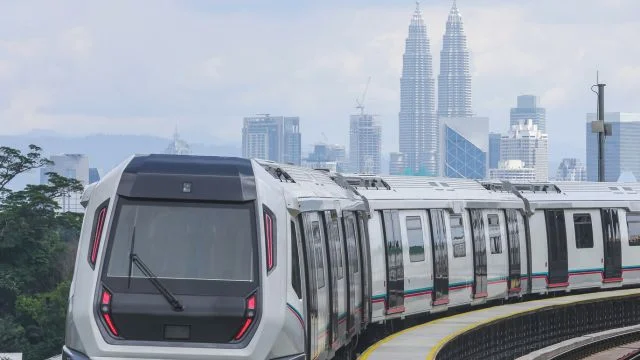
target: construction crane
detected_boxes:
[355,76,371,116]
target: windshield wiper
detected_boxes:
[130,253,184,312]
[126,225,183,312]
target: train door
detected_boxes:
[301,212,330,360]
[505,209,522,293]
[322,210,346,350]
[429,209,449,306]
[545,210,569,286]
[381,210,405,314]
[399,210,430,313]
[469,209,487,298]
[601,208,622,281]
[342,212,361,335]
[356,212,371,326]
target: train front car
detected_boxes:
[63,154,301,360]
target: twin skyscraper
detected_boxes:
[399,1,472,176]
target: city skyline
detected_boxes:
[0,1,639,167]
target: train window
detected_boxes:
[573,213,594,248]
[347,217,360,273]
[628,213,640,246]
[311,221,325,288]
[325,211,344,280]
[450,215,466,258]
[488,214,502,254]
[406,216,425,262]
[291,221,302,299]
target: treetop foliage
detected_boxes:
[0,144,85,360]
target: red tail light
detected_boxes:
[233,293,257,341]
[263,206,276,272]
[88,205,108,267]
[100,288,119,337]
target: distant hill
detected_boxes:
[1,132,241,191]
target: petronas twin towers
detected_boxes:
[399,1,471,175]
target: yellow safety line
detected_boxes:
[358,310,474,359]
[358,289,640,360]
[425,303,553,359]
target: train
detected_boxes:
[61,154,640,360]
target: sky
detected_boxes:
[1,0,640,163]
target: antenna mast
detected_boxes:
[590,71,610,182]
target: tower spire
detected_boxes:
[438,0,472,118]
[400,1,436,176]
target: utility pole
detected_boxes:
[590,73,611,182]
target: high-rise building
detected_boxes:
[489,160,536,182]
[164,127,192,155]
[303,143,348,172]
[440,116,489,179]
[500,119,548,181]
[437,1,472,119]
[399,2,437,176]
[389,152,406,175]
[586,112,640,181]
[510,95,546,133]
[488,132,501,169]
[350,114,381,174]
[40,154,90,213]
[556,158,586,182]
[242,115,301,165]
[283,117,302,166]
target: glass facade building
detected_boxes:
[437,1,472,119]
[242,115,301,165]
[398,3,437,175]
[440,116,489,179]
[586,112,640,181]
[510,95,546,133]
[488,132,501,169]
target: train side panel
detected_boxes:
[565,209,604,290]
[621,211,640,284]
[528,211,549,294]
[368,211,387,323]
[447,211,473,307]
[398,210,433,316]
[484,210,509,300]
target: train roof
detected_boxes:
[481,180,640,212]
[253,159,367,213]
[335,173,523,209]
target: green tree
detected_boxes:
[0,145,84,360]
[0,145,53,198]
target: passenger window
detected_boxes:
[349,217,360,274]
[450,215,466,258]
[311,221,325,288]
[488,214,502,254]
[326,211,344,279]
[347,217,359,273]
[573,213,594,248]
[628,213,640,246]
[291,221,302,299]
[406,216,425,262]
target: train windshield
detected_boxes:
[106,199,255,282]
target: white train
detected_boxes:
[62,155,640,360]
